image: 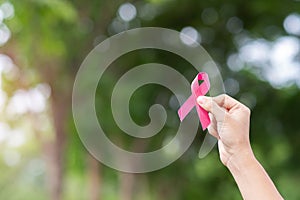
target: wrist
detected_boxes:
[226,147,256,173]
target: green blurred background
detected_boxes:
[0,0,300,199]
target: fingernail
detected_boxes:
[197,96,206,105]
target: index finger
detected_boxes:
[213,94,240,110]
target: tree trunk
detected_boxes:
[87,154,102,200]
[118,139,149,200]
[119,172,136,200]
[44,88,69,200]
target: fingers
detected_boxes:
[207,113,219,139]
[197,94,240,110]
[213,94,251,115]
[197,95,226,122]
[212,94,240,110]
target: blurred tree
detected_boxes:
[0,0,299,199]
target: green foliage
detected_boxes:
[1,0,300,199]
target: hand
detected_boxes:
[197,94,253,167]
[198,94,284,199]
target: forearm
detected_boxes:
[227,149,284,200]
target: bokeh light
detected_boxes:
[138,3,157,21]
[234,34,300,88]
[224,78,240,96]
[6,86,49,115]
[0,9,4,23]
[180,26,200,46]
[3,149,21,167]
[283,13,300,36]
[226,17,243,34]
[118,3,137,22]
[0,2,14,19]
[0,0,299,199]
[0,23,11,46]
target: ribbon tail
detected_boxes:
[196,104,210,130]
[177,95,195,121]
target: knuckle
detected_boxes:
[217,94,227,100]
[242,106,251,115]
[213,94,227,106]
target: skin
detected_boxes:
[197,94,284,200]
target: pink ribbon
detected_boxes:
[177,72,210,130]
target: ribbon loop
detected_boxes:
[177,72,210,130]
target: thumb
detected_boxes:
[197,96,226,122]
[197,96,212,112]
